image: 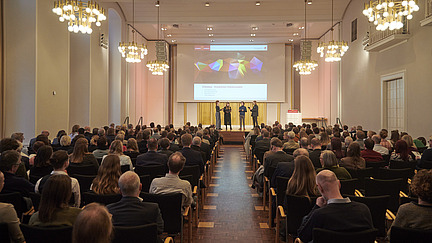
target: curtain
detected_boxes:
[198,102,267,126]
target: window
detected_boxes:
[351,19,357,42]
[383,78,404,132]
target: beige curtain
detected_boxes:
[198,102,267,126]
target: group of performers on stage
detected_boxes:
[215,100,259,131]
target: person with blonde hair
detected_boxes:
[91,155,121,195]
[317,150,351,180]
[286,155,318,198]
[102,140,132,171]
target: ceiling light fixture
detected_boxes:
[161,27,167,31]
[293,33,299,36]
[205,2,210,7]
[299,26,305,30]
[289,39,294,42]
[211,39,215,42]
[209,33,214,37]
[256,1,261,6]
[171,39,176,42]
[146,1,169,75]
[251,33,256,36]
[250,39,254,42]
[317,0,349,62]
[207,27,213,31]
[293,0,318,75]
[363,0,419,31]
[118,0,147,63]
[52,0,106,34]
[252,26,258,31]
[166,34,172,37]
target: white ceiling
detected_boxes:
[100,0,351,44]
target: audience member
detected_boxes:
[0,138,29,179]
[180,134,204,174]
[103,140,132,171]
[0,171,25,243]
[390,130,400,147]
[158,138,174,157]
[391,140,415,162]
[254,130,271,152]
[191,136,207,163]
[389,169,432,238]
[379,129,392,150]
[150,152,193,213]
[0,150,34,196]
[402,134,418,155]
[123,138,140,159]
[297,170,373,243]
[69,125,80,140]
[286,155,318,198]
[91,155,121,195]
[360,138,383,162]
[93,136,109,159]
[340,143,366,170]
[319,132,330,149]
[372,135,389,156]
[418,136,432,169]
[35,150,81,207]
[29,145,53,178]
[283,131,299,150]
[107,171,163,233]
[136,138,169,167]
[308,138,322,168]
[264,138,294,178]
[69,138,99,170]
[355,130,366,150]
[167,132,180,152]
[72,203,112,243]
[317,151,351,180]
[57,135,73,154]
[330,137,344,160]
[270,148,308,188]
[29,175,82,226]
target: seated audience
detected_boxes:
[69,125,80,140]
[102,140,132,171]
[286,155,318,198]
[0,150,34,196]
[29,174,82,226]
[390,130,400,147]
[372,135,389,156]
[271,148,309,188]
[389,169,432,238]
[340,143,366,170]
[158,138,174,157]
[418,136,432,169]
[29,145,53,178]
[308,138,322,168]
[344,136,353,151]
[402,135,418,154]
[283,131,300,150]
[93,136,109,159]
[297,170,373,243]
[317,151,352,180]
[360,138,383,162]
[107,171,163,233]
[150,152,193,213]
[180,134,204,174]
[299,137,309,149]
[254,130,271,152]
[28,130,50,154]
[51,130,66,147]
[72,203,112,243]
[88,135,98,152]
[264,138,294,178]
[167,132,180,152]
[391,140,415,162]
[57,135,73,154]
[1,138,28,179]
[136,138,168,167]
[69,138,99,170]
[91,155,121,195]
[331,137,344,160]
[379,129,392,151]
[35,150,81,207]
[355,130,366,150]
[191,137,207,163]
[123,138,140,159]
[0,171,25,243]
[319,132,330,150]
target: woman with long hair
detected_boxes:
[102,140,132,171]
[319,132,330,149]
[124,138,140,159]
[318,150,352,180]
[91,155,121,195]
[286,155,318,198]
[331,137,345,160]
[340,142,365,170]
[402,134,418,155]
[390,130,400,147]
[29,145,53,178]
[69,138,99,170]
[391,140,414,162]
[29,175,82,226]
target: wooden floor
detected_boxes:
[191,145,275,242]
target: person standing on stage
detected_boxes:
[239,101,247,131]
[223,102,232,131]
[249,101,259,128]
[215,100,221,130]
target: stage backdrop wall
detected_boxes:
[197,102,267,126]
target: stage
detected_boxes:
[219,130,248,143]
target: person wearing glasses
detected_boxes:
[0,150,35,197]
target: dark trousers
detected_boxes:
[252,116,258,128]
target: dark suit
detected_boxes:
[264,151,294,178]
[271,162,295,188]
[200,142,212,162]
[138,140,148,154]
[254,138,271,162]
[191,145,207,164]
[1,172,35,197]
[309,149,322,168]
[169,142,180,152]
[136,151,168,166]
[158,149,173,158]
[107,196,164,234]
[181,147,204,174]
[419,148,432,169]
[250,104,259,127]
[298,201,373,243]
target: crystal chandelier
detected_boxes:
[294,41,318,75]
[317,0,349,62]
[363,0,419,31]
[146,1,169,76]
[118,0,147,63]
[293,0,318,76]
[52,0,106,34]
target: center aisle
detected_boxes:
[193,145,275,242]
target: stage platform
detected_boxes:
[219,130,248,143]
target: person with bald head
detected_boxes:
[107,171,164,233]
[297,170,373,243]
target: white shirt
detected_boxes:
[373,144,389,155]
[35,171,81,207]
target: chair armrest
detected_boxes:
[264,176,269,183]
[270,188,276,197]
[277,206,286,218]
[400,191,408,197]
[407,178,411,184]
[294,238,304,243]
[164,237,174,243]
[183,206,190,217]
[355,190,364,197]
[193,186,198,195]
[386,209,396,221]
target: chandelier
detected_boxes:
[118,0,147,63]
[293,0,318,75]
[294,41,318,75]
[52,0,106,34]
[363,0,419,31]
[317,0,349,62]
[146,1,169,76]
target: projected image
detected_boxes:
[194,54,263,80]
